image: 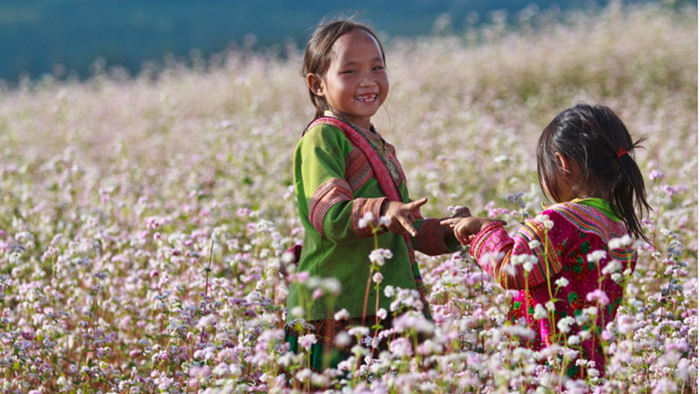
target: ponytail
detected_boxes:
[609,137,651,243]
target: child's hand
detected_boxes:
[440,216,496,245]
[380,198,427,237]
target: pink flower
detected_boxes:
[586,289,610,306]
[299,334,317,350]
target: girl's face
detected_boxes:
[309,29,389,130]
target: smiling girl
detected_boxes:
[284,19,460,372]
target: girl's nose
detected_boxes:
[359,76,376,87]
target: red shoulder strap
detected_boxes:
[305,117,401,202]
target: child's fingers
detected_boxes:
[406,197,428,211]
[399,216,418,237]
[440,217,461,227]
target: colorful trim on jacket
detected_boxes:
[308,178,353,237]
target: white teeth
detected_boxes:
[356,95,376,102]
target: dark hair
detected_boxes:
[537,103,651,242]
[302,18,386,119]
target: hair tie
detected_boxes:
[617,148,629,158]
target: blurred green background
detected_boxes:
[0,0,691,82]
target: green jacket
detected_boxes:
[287,115,458,321]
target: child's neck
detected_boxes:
[325,111,372,131]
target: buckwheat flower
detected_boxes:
[494,155,509,163]
[587,367,600,378]
[372,273,383,284]
[555,277,569,288]
[523,261,534,272]
[291,271,309,283]
[602,260,623,275]
[528,240,541,249]
[533,304,548,320]
[299,334,317,350]
[649,170,664,181]
[534,214,554,229]
[611,273,622,282]
[348,326,370,337]
[322,278,341,295]
[586,289,610,306]
[567,335,581,346]
[384,285,395,298]
[377,308,387,320]
[557,316,576,334]
[335,309,350,321]
[291,306,304,318]
[379,216,391,227]
[334,331,351,347]
[389,337,413,357]
[587,250,607,263]
[545,301,555,311]
[608,235,633,249]
[312,288,324,300]
[358,218,369,229]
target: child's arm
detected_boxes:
[296,125,423,243]
[467,219,564,290]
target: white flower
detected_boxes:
[334,331,351,347]
[363,212,374,223]
[377,308,388,320]
[528,240,541,249]
[334,309,350,321]
[384,285,395,298]
[372,272,383,283]
[369,248,393,266]
[348,326,370,337]
[587,250,607,263]
[389,337,413,357]
[554,277,569,288]
[583,306,598,316]
[545,301,556,311]
[379,216,391,226]
[557,316,576,334]
[567,335,581,346]
[322,278,342,295]
[291,306,304,318]
[602,260,623,275]
[608,235,633,249]
[534,214,554,229]
[358,218,368,229]
[299,334,317,350]
[533,304,548,320]
[523,261,534,272]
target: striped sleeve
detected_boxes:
[295,125,386,243]
[469,219,563,290]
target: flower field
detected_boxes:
[0,3,697,393]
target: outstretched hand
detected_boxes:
[380,197,427,237]
[441,212,502,245]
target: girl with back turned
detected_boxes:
[442,103,651,377]
[285,18,460,372]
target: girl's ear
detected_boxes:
[306,73,325,97]
[555,152,579,178]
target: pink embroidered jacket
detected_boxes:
[469,200,637,377]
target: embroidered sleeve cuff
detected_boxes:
[351,197,388,238]
[308,178,354,238]
[414,218,455,256]
[468,222,507,261]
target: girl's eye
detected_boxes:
[342,70,356,74]
[373,66,385,71]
